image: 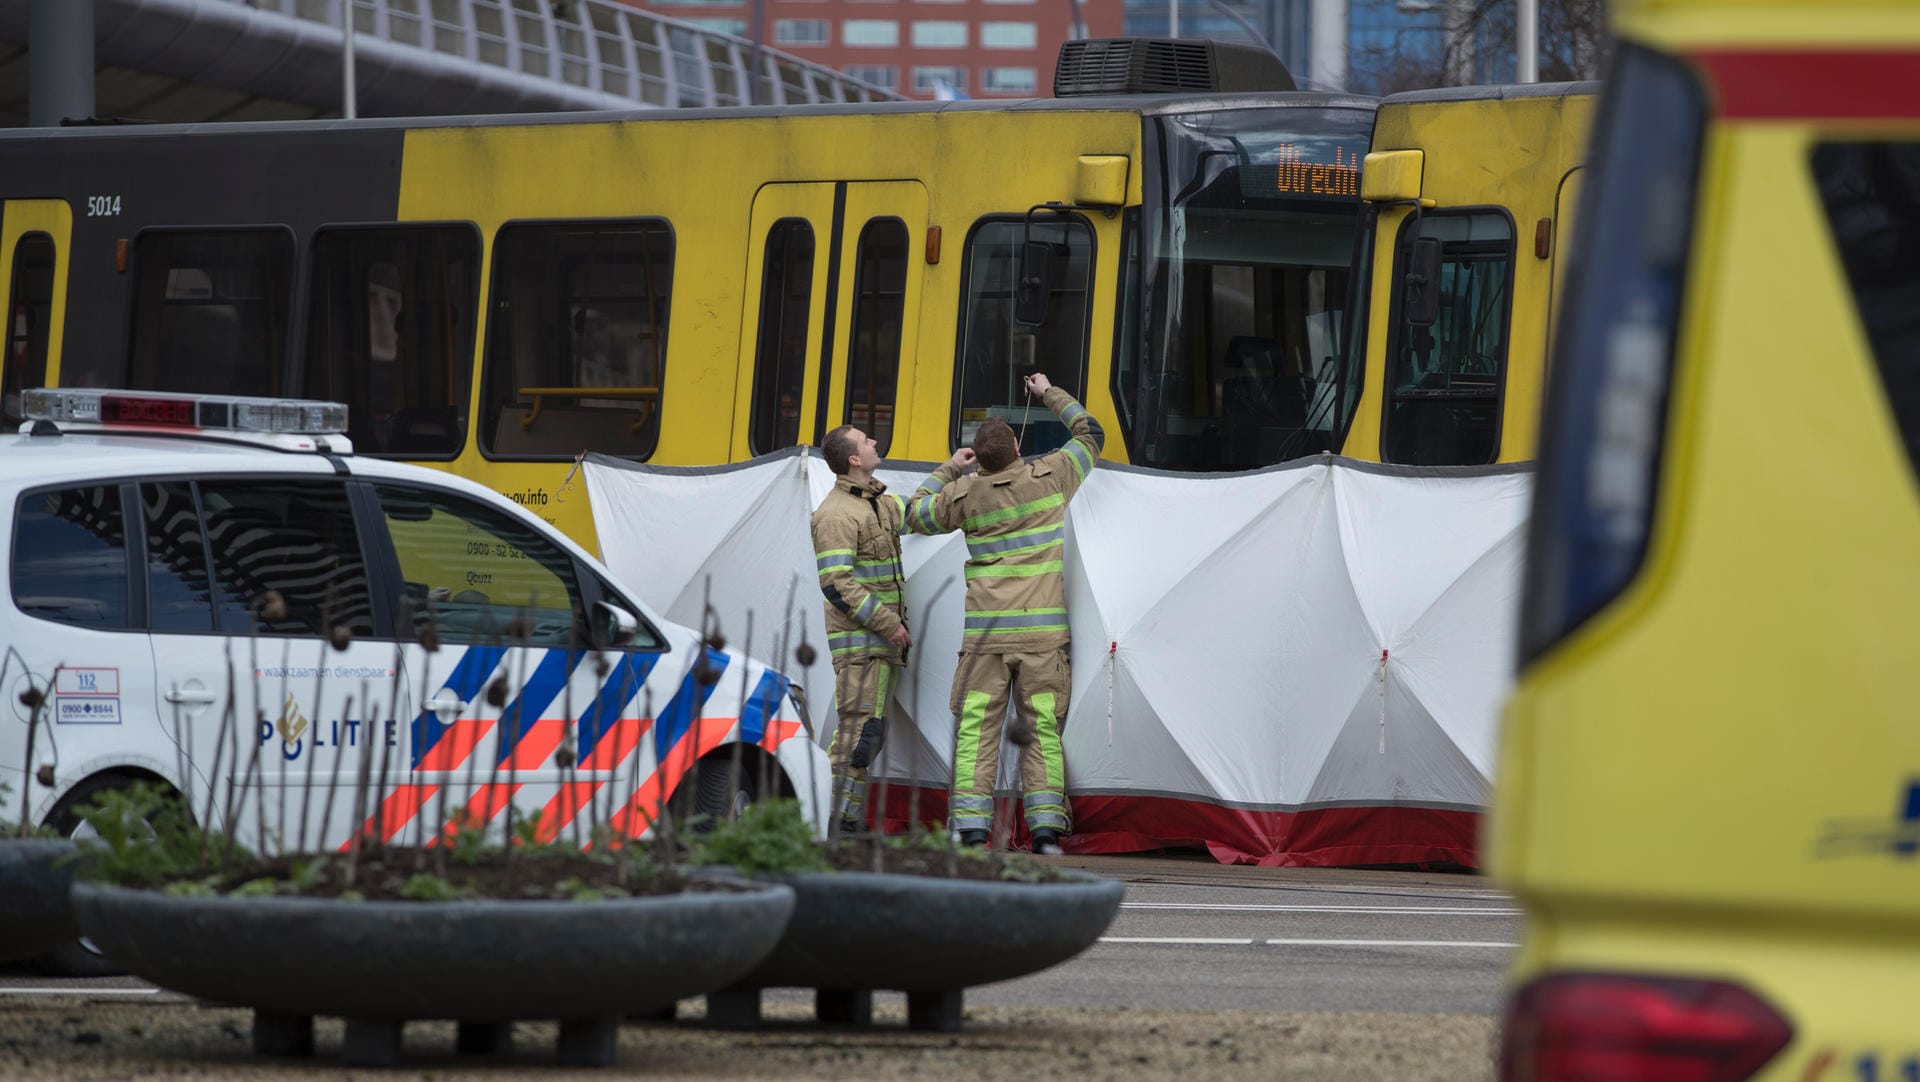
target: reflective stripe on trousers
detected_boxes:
[947,649,1072,835]
[833,774,869,823]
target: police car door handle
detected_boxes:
[426,689,468,720]
[163,685,216,706]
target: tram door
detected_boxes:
[733,181,930,460]
[0,199,72,430]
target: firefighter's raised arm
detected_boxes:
[904,447,973,535]
[1029,374,1103,489]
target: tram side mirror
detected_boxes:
[1403,236,1443,327]
[592,600,640,649]
[1014,241,1053,327]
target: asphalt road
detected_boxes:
[0,852,1521,1017]
[978,854,1518,1014]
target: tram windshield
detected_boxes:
[1119,106,1375,471]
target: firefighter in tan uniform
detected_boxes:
[905,373,1103,854]
[812,425,974,835]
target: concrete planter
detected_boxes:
[0,839,79,963]
[705,868,1124,1031]
[73,879,795,1067]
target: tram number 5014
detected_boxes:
[86,195,122,217]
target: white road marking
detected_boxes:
[1264,939,1519,948]
[0,987,161,996]
[1096,937,1519,948]
[1121,902,1521,915]
[1100,936,1256,945]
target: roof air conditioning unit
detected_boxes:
[1053,38,1296,97]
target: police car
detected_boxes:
[2,389,829,972]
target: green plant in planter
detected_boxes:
[72,780,248,895]
[686,798,830,877]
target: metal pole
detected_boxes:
[1169,0,1179,40]
[28,0,94,127]
[342,0,358,119]
[1517,0,1538,82]
[1309,0,1347,90]
[749,0,766,105]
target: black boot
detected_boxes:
[1030,829,1064,856]
[849,716,886,769]
[957,829,989,848]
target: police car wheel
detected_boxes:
[688,760,759,829]
[27,775,170,978]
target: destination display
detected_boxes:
[1238,140,1364,198]
[1164,107,1373,206]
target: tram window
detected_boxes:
[846,218,908,454]
[750,219,816,454]
[3,232,54,431]
[127,229,293,399]
[1125,210,1360,471]
[1124,106,1374,472]
[952,217,1092,455]
[305,225,479,460]
[11,485,130,631]
[1382,211,1515,466]
[482,219,675,461]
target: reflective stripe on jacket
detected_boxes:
[812,475,910,661]
[905,387,1103,653]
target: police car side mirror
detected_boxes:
[592,600,639,649]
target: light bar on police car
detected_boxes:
[23,389,349,436]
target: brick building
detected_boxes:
[620,0,1124,99]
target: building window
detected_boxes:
[980,21,1036,48]
[843,19,900,47]
[981,66,1037,93]
[912,66,966,92]
[774,18,830,45]
[305,225,480,460]
[683,17,747,35]
[844,64,900,89]
[911,20,967,47]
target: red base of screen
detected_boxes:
[871,786,1481,868]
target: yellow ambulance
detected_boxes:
[1493,0,1920,1077]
